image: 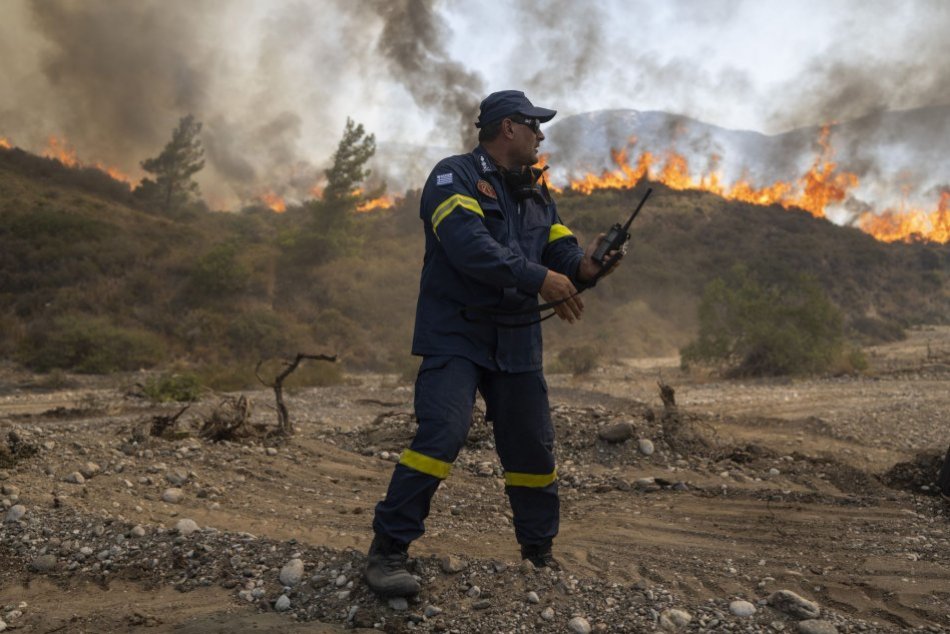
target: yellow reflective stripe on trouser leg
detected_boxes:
[504,469,557,488]
[548,223,574,243]
[399,449,453,479]
[431,194,484,238]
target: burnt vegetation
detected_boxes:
[1,141,948,387]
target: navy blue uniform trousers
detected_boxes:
[373,355,559,546]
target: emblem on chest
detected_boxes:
[477,179,497,200]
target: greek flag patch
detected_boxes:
[436,172,453,186]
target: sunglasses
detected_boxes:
[508,115,542,134]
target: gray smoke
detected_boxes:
[770,2,950,130]
[370,0,485,150]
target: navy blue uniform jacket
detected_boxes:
[411,146,585,372]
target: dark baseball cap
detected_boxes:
[475,90,557,128]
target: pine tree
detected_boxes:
[323,118,375,203]
[137,114,205,214]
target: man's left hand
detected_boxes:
[577,233,624,283]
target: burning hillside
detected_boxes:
[3,104,949,244]
[542,113,950,245]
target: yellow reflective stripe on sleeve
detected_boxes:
[431,194,484,237]
[504,469,557,488]
[548,223,574,243]
[399,449,452,479]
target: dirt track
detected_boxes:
[1,327,948,632]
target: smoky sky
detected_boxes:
[0,0,948,209]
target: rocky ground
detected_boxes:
[1,326,949,633]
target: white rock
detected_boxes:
[440,554,467,573]
[279,558,305,586]
[162,488,184,504]
[266,447,278,456]
[0,617,7,632]
[729,600,756,617]
[526,590,540,604]
[466,585,481,598]
[659,608,693,631]
[388,597,408,611]
[64,472,85,485]
[540,606,555,621]
[568,616,592,634]
[165,468,189,486]
[638,438,655,455]
[768,590,820,619]
[79,462,101,478]
[131,525,146,538]
[274,595,291,611]
[424,605,442,618]
[3,505,26,523]
[175,518,199,535]
[769,467,781,475]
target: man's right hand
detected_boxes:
[539,270,583,323]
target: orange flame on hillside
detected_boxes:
[0,137,11,149]
[259,190,286,213]
[858,191,950,243]
[551,125,946,243]
[356,195,398,213]
[44,135,79,167]
[563,126,856,219]
[42,135,133,183]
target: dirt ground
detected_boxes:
[1,326,948,633]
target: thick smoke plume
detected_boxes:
[371,0,485,150]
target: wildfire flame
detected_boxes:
[42,135,133,183]
[0,137,11,149]
[858,191,950,243]
[259,190,286,213]
[546,125,946,243]
[44,135,79,168]
[356,194,399,213]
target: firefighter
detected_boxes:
[365,90,621,597]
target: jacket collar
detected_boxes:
[473,145,498,176]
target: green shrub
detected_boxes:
[555,345,599,376]
[227,308,300,359]
[680,265,851,377]
[141,372,203,402]
[193,363,257,392]
[18,314,165,373]
[187,242,250,299]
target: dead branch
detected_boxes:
[149,404,190,439]
[199,395,265,442]
[255,353,337,436]
[657,379,677,415]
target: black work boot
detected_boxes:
[521,542,561,570]
[364,534,420,597]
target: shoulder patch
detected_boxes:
[436,172,453,186]
[476,179,497,199]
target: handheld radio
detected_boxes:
[591,187,653,265]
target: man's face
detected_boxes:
[507,115,545,166]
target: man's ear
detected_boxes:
[502,118,515,139]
